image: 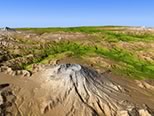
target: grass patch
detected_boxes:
[16,27,102,34]
[19,41,154,79]
[103,31,154,42]
[95,46,154,79]
[17,27,154,42]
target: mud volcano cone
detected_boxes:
[37,64,153,116]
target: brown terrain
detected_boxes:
[0,26,154,116]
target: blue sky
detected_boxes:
[0,0,154,27]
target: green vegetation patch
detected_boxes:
[19,41,154,79]
[14,27,154,79]
[17,27,154,42]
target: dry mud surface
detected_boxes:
[0,64,154,116]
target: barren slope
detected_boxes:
[0,64,154,116]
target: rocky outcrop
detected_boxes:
[0,66,31,77]
[136,80,154,90]
[0,84,16,115]
[1,54,34,70]
[0,27,16,32]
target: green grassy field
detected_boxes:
[12,27,154,79]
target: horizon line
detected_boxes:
[1,25,154,29]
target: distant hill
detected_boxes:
[0,27,16,32]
